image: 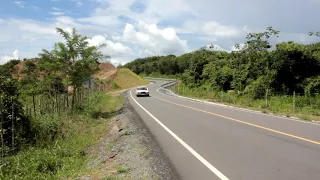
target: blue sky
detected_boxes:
[0,0,320,65]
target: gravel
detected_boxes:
[82,92,180,180]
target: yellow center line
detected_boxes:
[152,95,320,145]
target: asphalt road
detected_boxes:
[127,80,320,180]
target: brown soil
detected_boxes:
[13,62,25,80]
[93,62,118,80]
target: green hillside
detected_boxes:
[111,68,148,90]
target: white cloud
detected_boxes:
[13,50,20,59]
[64,27,73,34]
[277,32,318,44]
[50,12,65,16]
[184,21,250,37]
[145,0,195,19]
[113,21,189,56]
[0,50,20,65]
[87,35,133,57]
[76,2,83,7]
[198,36,217,42]
[86,35,137,64]
[9,19,57,35]
[52,7,61,11]
[311,0,320,4]
[93,0,195,24]
[31,6,40,10]
[14,1,25,8]
[77,16,120,26]
[230,43,246,51]
[204,44,226,51]
[2,0,319,66]
[70,0,83,7]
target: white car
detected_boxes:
[136,86,149,97]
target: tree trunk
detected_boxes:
[66,78,69,108]
[72,86,76,111]
[11,99,15,150]
[55,91,59,115]
[77,88,80,105]
[0,95,4,157]
[32,93,36,117]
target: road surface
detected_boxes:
[127,80,320,180]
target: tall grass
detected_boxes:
[111,68,148,91]
[0,92,124,179]
[172,83,320,119]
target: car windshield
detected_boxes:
[138,87,147,90]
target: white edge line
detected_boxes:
[156,87,320,126]
[129,89,230,180]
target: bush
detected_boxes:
[0,147,81,179]
[0,76,30,154]
[111,82,120,89]
[30,115,61,147]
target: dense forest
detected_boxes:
[125,27,320,98]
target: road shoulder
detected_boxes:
[81,92,180,180]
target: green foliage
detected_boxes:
[303,76,320,93]
[111,82,120,89]
[0,76,30,154]
[30,115,61,147]
[0,60,21,77]
[37,27,110,109]
[172,83,320,117]
[117,167,131,174]
[0,27,119,179]
[126,27,320,97]
[0,93,124,179]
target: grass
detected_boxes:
[172,83,320,121]
[0,92,124,180]
[117,167,131,174]
[108,143,113,150]
[111,68,148,91]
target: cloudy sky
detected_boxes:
[0,0,319,65]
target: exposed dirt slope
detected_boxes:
[93,63,118,80]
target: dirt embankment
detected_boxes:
[14,62,118,80]
[93,63,118,80]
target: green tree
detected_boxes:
[0,76,30,154]
[39,28,110,109]
[0,60,21,77]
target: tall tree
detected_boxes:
[39,28,110,109]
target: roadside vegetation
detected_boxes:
[171,84,320,120]
[110,68,148,91]
[125,27,320,120]
[1,93,123,179]
[0,27,126,179]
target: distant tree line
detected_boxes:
[125,27,320,98]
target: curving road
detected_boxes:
[127,80,320,180]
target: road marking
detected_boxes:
[152,95,320,145]
[129,90,230,180]
[156,87,320,126]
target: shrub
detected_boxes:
[0,76,30,155]
[111,82,120,89]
